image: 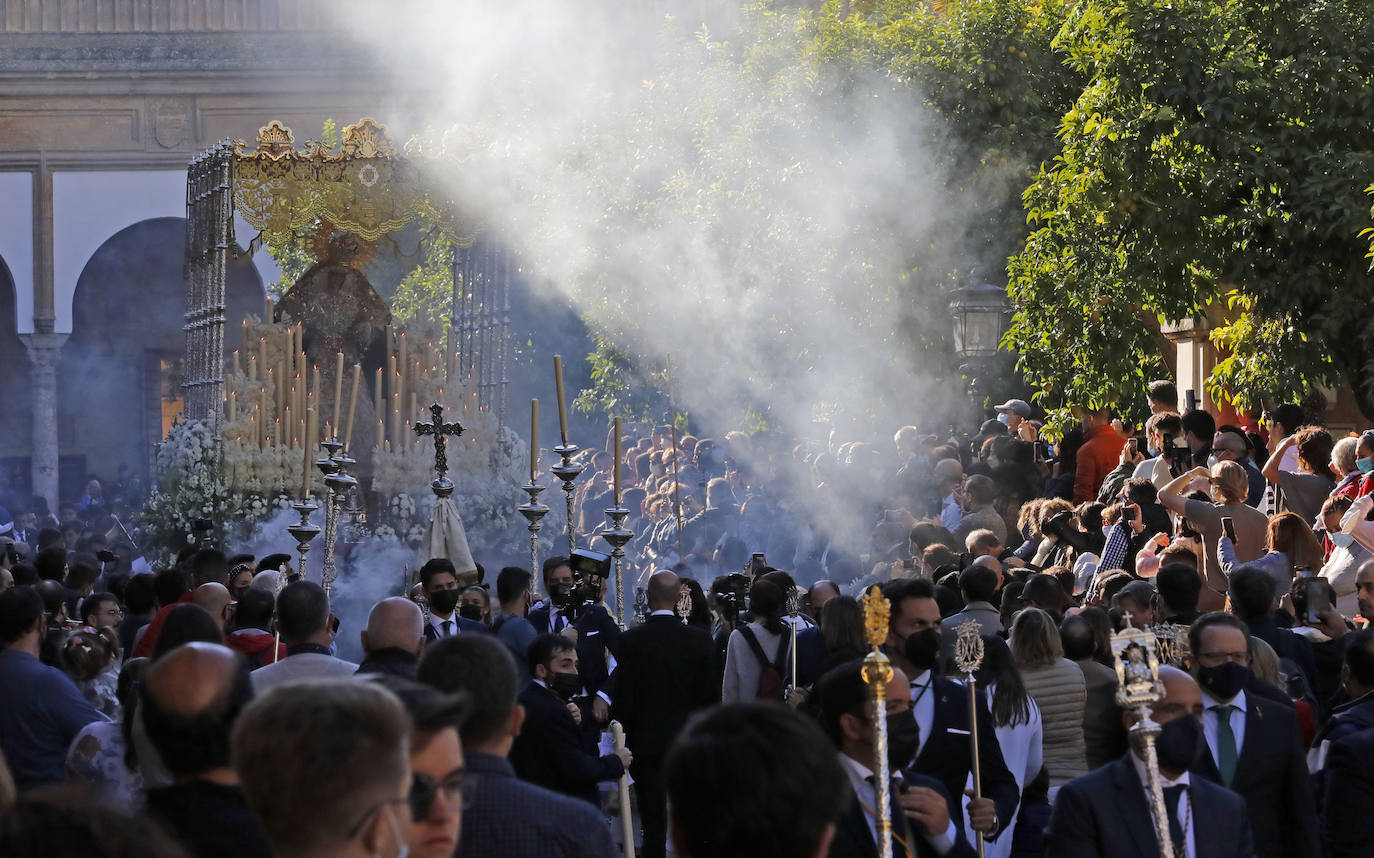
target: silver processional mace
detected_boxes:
[518,481,550,597]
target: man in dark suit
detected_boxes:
[1048,665,1256,858]
[1188,611,1319,858]
[612,571,718,858]
[1322,725,1374,858]
[529,555,621,721]
[818,659,975,858]
[508,632,629,806]
[416,634,617,858]
[880,579,1018,845]
[419,558,486,646]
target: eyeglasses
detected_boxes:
[409,770,472,819]
[347,796,411,838]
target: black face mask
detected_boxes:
[1197,661,1249,701]
[549,671,582,701]
[429,589,461,615]
[1150,714,1205,773]
[886,709,921,770]
[903,628,941,671]
[458,602,484,622]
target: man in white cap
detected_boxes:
[994,399,1037,441]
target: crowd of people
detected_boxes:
[3,378,1374,858]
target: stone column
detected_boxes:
[23,332,66,514]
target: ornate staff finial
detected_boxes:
[862,584,891,650]
[1112,625,1174,858]
[954,618,986,676]
[860,585,895,858]
[675,582,693,623]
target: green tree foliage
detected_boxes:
[1007,0,1374,418]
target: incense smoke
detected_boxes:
[338,0,974,439]
[314,0,1001,582]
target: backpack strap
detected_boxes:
[739,625,771,669]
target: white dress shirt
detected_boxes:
[1130,752,1196,858]
[649,609,676,617]
[1198,688,1247,768]
[909,669,938,760]
[838,752,957,856]
[430,610,459,637]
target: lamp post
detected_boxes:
[948,277,1010,418]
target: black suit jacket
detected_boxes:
[509,680,624,806]
[795,626,827,689]
[572,604,620,700]
[1048,754,1255,858]
[528,604,618,699]
[423,614,488,646]
[907,675,1019,842]
[828,769,976,858]
[610,614,716,759]
[1191,692,1318,858]
[1323,725,1374,858]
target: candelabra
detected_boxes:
[316,438,358,599]
[286,496,321,580]
[551,442,584,551]
[518,481,550,597]
[599,504,634,628]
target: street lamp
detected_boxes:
[949,277,1011,419]
[948,278,1010,360]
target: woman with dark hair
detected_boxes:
[816,595,866,676]
[722,579,787,703]
[967,636,1041,858]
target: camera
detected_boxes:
[713,573,752,628]
[550,549,611,620]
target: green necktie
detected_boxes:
[1213,704,1239,786]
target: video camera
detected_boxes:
[713,572,752,629]
[549,548,611,621]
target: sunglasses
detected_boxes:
[408,770,472,820]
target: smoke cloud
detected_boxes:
[338,0,974,441]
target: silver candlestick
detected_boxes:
[599,505,634,628]
[286,497,321,579]
[551,442,584,551]
[318,439,357,599]
[518,481,550,597]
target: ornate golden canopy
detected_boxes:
[232,118,477,248]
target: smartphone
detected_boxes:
[1221,516,1236,543]
[1305,578,1332,623]
[1128,438,1139,456]
[748,553,768,576]
[1123,506,1137,522]
[1185,389,1198,412]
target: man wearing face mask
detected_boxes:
[879,579,1017,846]
[1187,612,1318,858]
[1047,665,1255,857]
[490,567,538,684]
[819,658,976,858]
[420,559,486,645]
[509,633,630,806]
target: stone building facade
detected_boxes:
[0,0,430,511]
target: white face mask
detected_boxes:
[1331,532,1355,549]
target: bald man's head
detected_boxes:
[646,571,681,611]
[362,596,425,656]
[192,582,232,631]
[142,642,253,778]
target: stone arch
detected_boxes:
[0,253,34,506]
[59,217,264,498]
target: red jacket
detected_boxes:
[1074,425,1127,503]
